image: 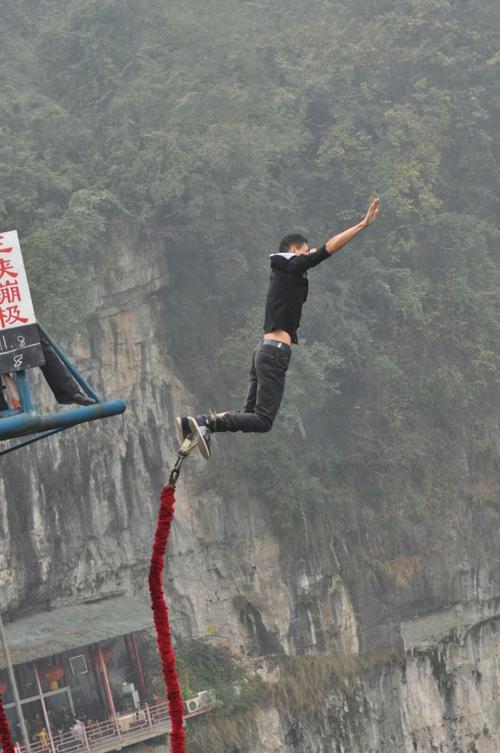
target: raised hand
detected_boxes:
[362,197,380,227]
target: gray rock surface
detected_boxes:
[1,232,499,752]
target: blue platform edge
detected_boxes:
[0,400,127,441]
[0,326,127,453]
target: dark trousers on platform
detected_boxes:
[214,341,291,433]
[0,330,78,409]
[38,329,80,403]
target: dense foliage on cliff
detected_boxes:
[1,0,499,539]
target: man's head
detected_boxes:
[279,233,309,255]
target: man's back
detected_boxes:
[264,246,331,343]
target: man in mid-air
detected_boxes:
[177,197,380,458]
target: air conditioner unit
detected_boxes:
[185,697,201,714]
[196,691,213,707]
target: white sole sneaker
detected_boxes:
[188,416,211,459]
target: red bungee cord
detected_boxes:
[148,483,186,753]
[0,694,15,753]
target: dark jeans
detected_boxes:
[214,341,291,433]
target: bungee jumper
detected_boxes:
[177,197,380,460]
[149,199,381,753]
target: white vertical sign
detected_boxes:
[0,230,37,330]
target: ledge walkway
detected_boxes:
[14,701,212,753]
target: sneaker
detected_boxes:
[59,392,97,406]
[188,415,212,459]
[176,416,192,444]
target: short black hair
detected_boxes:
[279,233,308,254]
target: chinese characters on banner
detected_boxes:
[0,231,45,373]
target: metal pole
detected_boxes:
[31,664,56,753]
[0,612,32,753]
[128,635,147,704]
[80,721,90,753]
[144,704,153,730]
[98,648,121,741]
[12,372,35,413]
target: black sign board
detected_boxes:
[0,323,45,373]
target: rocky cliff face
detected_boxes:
[252,602,500,753]
[1,232,499,752]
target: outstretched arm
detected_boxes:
[325,197,380,255]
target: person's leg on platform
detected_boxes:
[0,378,8,411]
[39,331,96,406]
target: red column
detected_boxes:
[32,664,56,753]
[97,648,121,741]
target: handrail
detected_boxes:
[12,701,213,753]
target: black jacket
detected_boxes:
[263,245,331,344]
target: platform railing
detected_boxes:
[13,700,213,753]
